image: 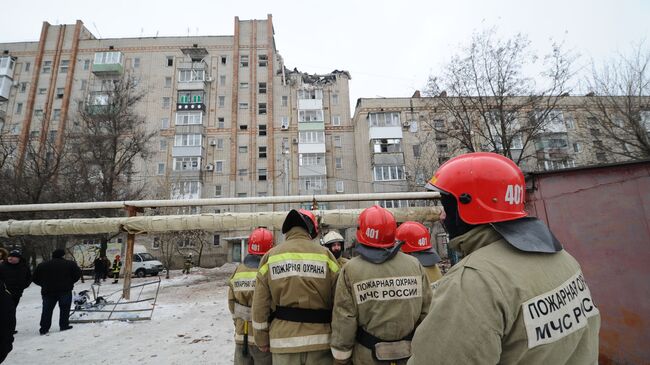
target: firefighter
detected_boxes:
[321,231,348,266]
[252,209,339,364]
[408,152,600,364]
[182,254,193,274]
[397,221,443,287]
[331,206,432,365]
[111,255,122,284]
[228,228,274,365]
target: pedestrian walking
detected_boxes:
[32,249,81,335]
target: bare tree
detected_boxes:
[584,43,650,160]
[66,73,155,255]
[425,28,576,167]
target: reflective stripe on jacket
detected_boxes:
[252,227,340,354]
[408,225,600,365]
[228,263,259,345]
[330,251,432,363]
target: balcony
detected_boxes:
[299,164,327,176]
[298,121,325,131]
[178,67,208,91]
[92,51,124,75]
[0,56,15,78]
[298,99,322,110]
[174,124,204,135]
[298,143,326,154]
[369,126,403,140]
[0,76,11,101]
[172,145,204,157]
[372,152,404,166]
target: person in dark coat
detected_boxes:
[0,250,32,307]
[32,249,81,335]
[0,278,15,364]
[101,256,111,281]
[93,256,106,285]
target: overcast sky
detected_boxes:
[2,0,648,111]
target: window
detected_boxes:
[259,124,267,136]
[239,102,248,110]
[25,62,31,72]
[590,128,601,137]
[173,157,201,171]
[237,193,248,198]
[165,77,172,87]
[38,88,46,95]
[369,112,400,127]
[219,75,226,86]
[174,134,202,146]
[95,52,122,65]
[215,160,224,174]
[299,154,325,166]
[258,82,267,94]
[215,185,222,196]
[175,112,202,125]
[220,56,227,65]
[300,176,326,191]
[298,110,324,122]
[52,109,61,121]
[213,234,221,247]
[373,139,402,153]
[281,116,289,129]
[240,55,249,67]
[299,131,325,143]
[240,125,248,130]
[332,115,341,126]
[42,60,52,73]
[216,138,224,149]
[157,163,165,175]
[258,103,267,115]
[133,58,140,68]
[259,146,267,158]
[380,200,409,209]
[19,82,27,93]
[336,181,344,193]
[15,103,23,114]
[258,54,268,67]
[161,118,170,129]
[573,142,582,153]
[565,116,575,129]
[334,135,342,147]
[238,169,248,176]
[60,60,69,73]
[335,157,343,169]
[80,80,87,90]
[332,94,339,105]
[166,56,174,67]
[373,165,406,181]
[437,144,449,153]
[217,118,225,129]
[159,139,167,151]
[218,96,225,108]
[56,88,64,98]
[178,91,204,104]
[239,146,248,153]
[34,109,43,118]
[434,119,445,129]
[297,89,323,100]
[413,144,421,157]
[282,95,288,107]
[162,97,171,108]
[258,168,267,181]
[81,59,90,70]
[240,82,248,89]
[178,69,205,82]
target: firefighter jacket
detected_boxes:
[252,227,340,354]
[337,257,349,267]
[408,225,600,365]
[424,265,443,287]
[228,261,259,345]
[330,251,433,364]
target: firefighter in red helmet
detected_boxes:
[397,221,443,287]
[228,228,274,365]
[331,206,432,364]
[408,152,600,364]
[252,209,339,364]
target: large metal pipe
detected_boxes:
[0,207,441,237]
[0,192,439,213]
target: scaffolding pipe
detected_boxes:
[0,207,442,237]
[0,192,440,213]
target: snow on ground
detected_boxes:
[7,263,239,364]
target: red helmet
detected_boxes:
[282,209,319,239]
[426,152,527,224]
[396,221,432,253]
[356,205,397,248]
[248,228,273,255]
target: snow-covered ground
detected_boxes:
[7,264,239,364]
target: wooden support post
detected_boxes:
[122,205,140,299]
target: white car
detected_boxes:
[132,252,164,278]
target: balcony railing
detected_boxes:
[92,52,124,75]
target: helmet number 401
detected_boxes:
[504,184,524,205]
[365,228,380,240]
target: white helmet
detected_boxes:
[322,231,344,246]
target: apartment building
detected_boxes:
[0,16,356,266]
